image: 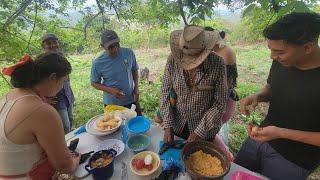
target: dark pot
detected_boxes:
[85,149,117,180]
[181,140,231,180]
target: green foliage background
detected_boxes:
[0,1,319,176]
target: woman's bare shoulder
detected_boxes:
[215,45,236,65]
[33,103,60,122]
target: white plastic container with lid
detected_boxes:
[115,104,137,121]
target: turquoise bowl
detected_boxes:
[126,134,151,152]
[127,116,151,134]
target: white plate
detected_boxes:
[97,139,125,157]
[85,114,122,136]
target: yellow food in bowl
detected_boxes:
[185,150,223,176]
[104,105,127,114]
[96,113,120,131]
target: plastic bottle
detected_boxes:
[121,119,128,144]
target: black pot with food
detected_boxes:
[85,149,117,180]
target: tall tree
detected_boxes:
[118,0,179,50]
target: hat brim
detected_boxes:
[170,30,221,70]
[102,38,120,47]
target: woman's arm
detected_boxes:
[31,105,79,173]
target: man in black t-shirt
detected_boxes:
[234,12,320,180]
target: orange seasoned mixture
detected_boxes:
[185,150,223,176]
[91,154,113,168]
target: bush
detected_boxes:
[236,82,260,99]
[229,9,276,43]
[229,122,248,153]
[139,79,162,118]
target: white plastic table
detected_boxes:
[65,125,268,180]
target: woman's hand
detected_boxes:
[71,152,81,170]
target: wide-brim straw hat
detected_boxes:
[170,25,225,70]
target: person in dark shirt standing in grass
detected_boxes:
[41,33,75,134]
[235,12,320,180]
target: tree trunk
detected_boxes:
[177,0,188,26]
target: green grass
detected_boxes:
[235,43,271,84]
[229,123,248,153]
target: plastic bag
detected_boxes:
[113,105,137,121]
[153,158,185,180]
[162,157,185,173]
[231,171,264,180]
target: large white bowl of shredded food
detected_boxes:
[181,140,230,180]
[86,113,122,136]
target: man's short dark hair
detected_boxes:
[263,12,320,45]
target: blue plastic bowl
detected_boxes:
[126,116,151,134]
[127,134,151,152]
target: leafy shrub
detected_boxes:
[236,82,260,99]
[139,79,162,118]
[229,122,248,153]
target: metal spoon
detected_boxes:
[121,161,128,180]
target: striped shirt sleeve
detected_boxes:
[194,60,228,138]
[160,55,175,128]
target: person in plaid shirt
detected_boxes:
[160,25,228,144]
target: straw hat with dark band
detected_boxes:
[170,25,225,70]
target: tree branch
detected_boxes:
[95,0,105,29]
[110,0,121,21]
[0,72,13,89]
[20,15,33,23]
[59,26,83,31]
[3,0,32,29]
[178,0,188,25]
[0,24,41,50]
[83,11,103,40]
[25,1,38,52]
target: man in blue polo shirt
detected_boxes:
[90,30,142,115]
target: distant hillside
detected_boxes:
[217,9,242,23]
[63,7,242,26]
